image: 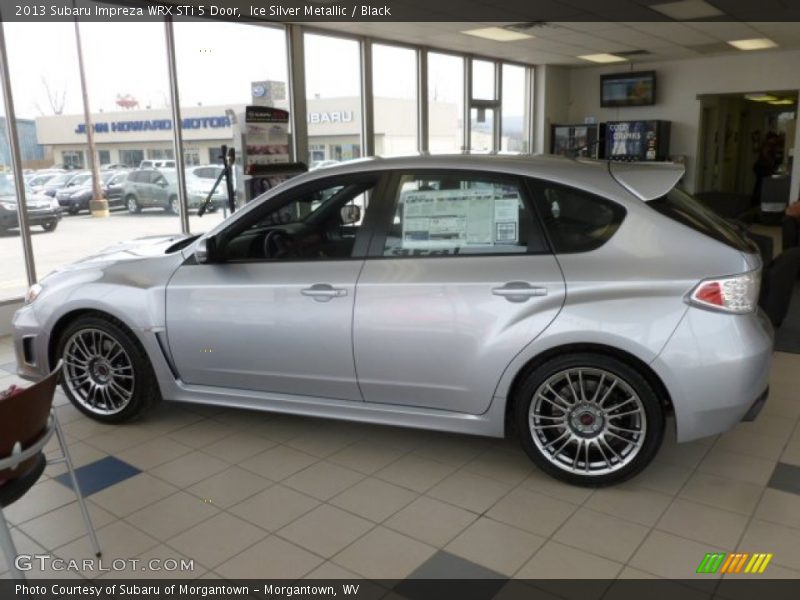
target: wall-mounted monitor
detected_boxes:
[601,71,656,107]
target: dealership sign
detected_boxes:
[74,116,231,134]
[307,111,353,124]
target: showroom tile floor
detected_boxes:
[1,334,800,590]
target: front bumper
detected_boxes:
[0,207,62,229]
[651,307,773,442]
[12,303,49,381]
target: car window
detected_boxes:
[531,182,626,253]
[382,173,545,257]
[220,177,377,262]
[648,187,753,252]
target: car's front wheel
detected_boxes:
[41,219,58,232]
[126,195,140,214]
[56,315,161,423]
[68,201,81,215]
[514,353,664,487]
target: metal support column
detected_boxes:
[0,20,36,285]
[360,40,375,157]
[493,60,503,152]
[164,17,190,234]
[286,25,308,165]
[463,58,472,152]
[524,66,535,154]
[417,48,429,153]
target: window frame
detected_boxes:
[209,171,392,264]
[366,168,551,260]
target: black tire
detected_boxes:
[41,220,58,232]
[68,201,81,215]
[55,315,161,424]
[514,353,665,487]
[167,195,179,215]
[126,195,141,214]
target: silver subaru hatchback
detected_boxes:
[13,155,773,486]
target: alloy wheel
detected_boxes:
[62,328,135,415]
[528,367,647,476]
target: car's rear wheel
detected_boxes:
[514,353,664,487]
[68,201,81,215]
[126,195,140,214]
[41,220,58,232]
[56,316,161,423]
[167,195,180,215]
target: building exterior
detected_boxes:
[34,98,515,169]
[0,117,44,169]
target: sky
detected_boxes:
[1,20,522,120]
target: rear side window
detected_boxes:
[648,187,753,252]
[531,181,626,253]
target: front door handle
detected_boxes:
[491,282,548,303]
[301,283,348,302]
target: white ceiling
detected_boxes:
[304,0,800,66]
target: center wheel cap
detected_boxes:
[569,403,605,437]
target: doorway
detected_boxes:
[696,91,797,217]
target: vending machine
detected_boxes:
[551,123,605,158]
[604,120,671,161]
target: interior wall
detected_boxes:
[566,48,800,201]
[534,65,571,155]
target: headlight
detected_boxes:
[0,201,17,211]
[25,283,43,304]
[50,198,60,209]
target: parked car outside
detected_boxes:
[0,175,62,233]
[26,172,59,192]
[56,171,128,214]
[122,168,179,214]
[185,165,225,211]
[12,155,772,486]
[41,171,90,198]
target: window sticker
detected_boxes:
[399,187,520,250]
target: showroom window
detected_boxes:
[372,43,417,156]
[501,64,529,152]
[304,33,363,167]
[97,150,111,166]
[382,173,543,257]
[174,20,288,223]
[62,150,85,169]
[119,149,144,168]
[427,52,464,153]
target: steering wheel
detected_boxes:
[263,229,294,258]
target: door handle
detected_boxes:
[491,282,548,303]
[301,283,348,302]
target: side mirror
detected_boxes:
[194,237,217,264]
[340,204,361,225]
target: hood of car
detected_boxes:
[54,233,194,272]
[0,193,53,210]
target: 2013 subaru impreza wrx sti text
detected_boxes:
[13,154,773,486]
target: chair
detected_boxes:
[0,361,101,580]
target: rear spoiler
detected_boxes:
[607,161,685,202]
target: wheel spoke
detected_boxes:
[542,430,570,452]
[608,424,643,435]
[532,423,568,431]
[597,379,618,407]
[544,383,573,407]
[593,439,612,471]
[590,373,606,403]
[605,396,636,412]
[607,409,643,419]
[577,370,588,402]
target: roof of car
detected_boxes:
[297,153,685,202]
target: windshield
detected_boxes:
[648,187,754,253]
[48,173,72,186]
[70,173,91,186]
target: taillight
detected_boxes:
[688,270,760,314]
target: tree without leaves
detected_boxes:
[34,77,66,116]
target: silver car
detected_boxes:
[12,155,773,486]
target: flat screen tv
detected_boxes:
[601,71,656,107]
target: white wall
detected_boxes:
[566,48,800,200]
[534,65,571,155]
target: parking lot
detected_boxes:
[1,208,226,298]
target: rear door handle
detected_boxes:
[491,282,548,303]
[301,283,348,302]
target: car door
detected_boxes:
[165,172,385,400]
[353,170,566,415]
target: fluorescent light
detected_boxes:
[728,38,778,51]
[650,0,723,19]
[744,93,778,102]
[578,53,628,63]
[768,99,795,105]
[461,27,532,42]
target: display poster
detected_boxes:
[399,188,520,252]
[243,106,290,171]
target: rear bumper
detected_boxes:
[651,307,773,442]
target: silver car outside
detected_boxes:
[12,154,773,486]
